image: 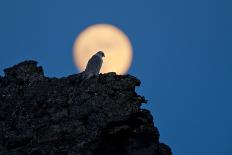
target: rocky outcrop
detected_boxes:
[0,60,171,155]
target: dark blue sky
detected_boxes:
[0,0,231,154]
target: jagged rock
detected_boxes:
[0,60,172,155]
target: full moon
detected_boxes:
[73,24,133,74]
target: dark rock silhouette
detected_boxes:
[0,60,172,155]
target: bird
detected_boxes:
[81,51,105,80]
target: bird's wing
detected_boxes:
[85,55,103,74]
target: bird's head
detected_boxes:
[96,51,105,58]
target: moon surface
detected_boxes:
[73,24,133,74]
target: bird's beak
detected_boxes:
[103,54,105,57]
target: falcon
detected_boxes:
[81,51,105,80]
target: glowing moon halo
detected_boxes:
[73,24,133,74]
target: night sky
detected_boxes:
[0,0,232,154]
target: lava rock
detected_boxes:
[0,60,172,155]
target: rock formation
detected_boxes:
[0,60,172,155]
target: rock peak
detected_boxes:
[0,60,171,155]
[3,60,44,81]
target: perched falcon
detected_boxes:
[81,51,105,80]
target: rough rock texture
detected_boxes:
[0,60,172,155]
